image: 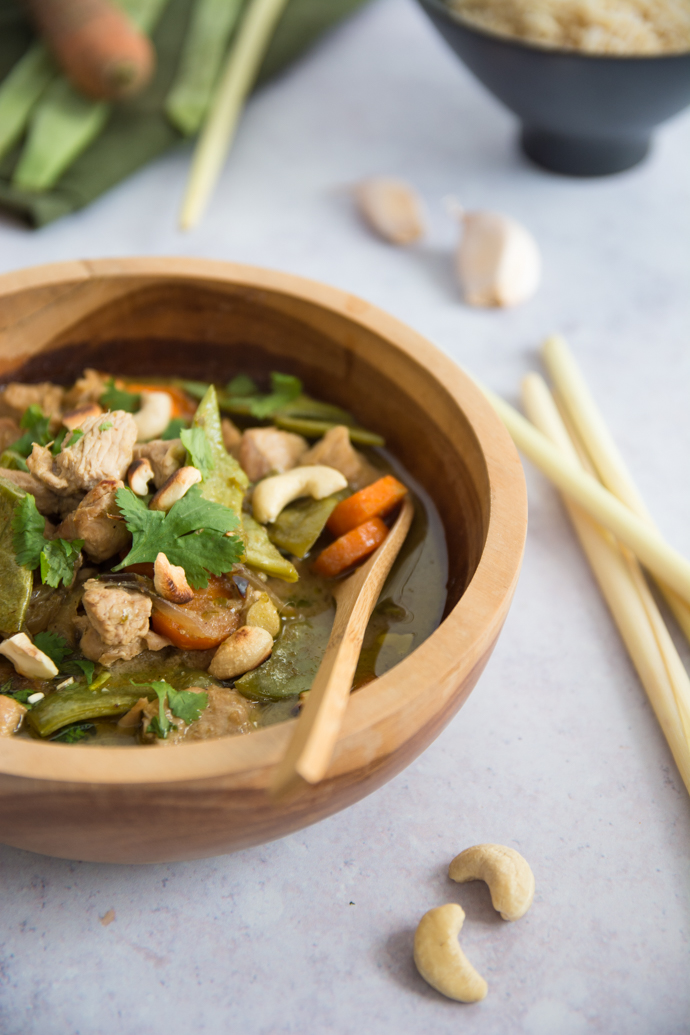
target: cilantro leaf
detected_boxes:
[39,538,84,588]
[98,422,113,433]
[50,427,67,455]
[99,378,141,413]
[226,374,258,397]
[51,723,96,743]
[10,688,33,706]
[161,417,188,440]
[33,631,71,666]
[167,686,208,725]
[64,428,84,449]
[134,679,173,738]
[63,658,96,684]
[113,485,243,589]
[9,404,52,458]
[180,426,214,476]
[249,372,302,419]
[12,493,45,569]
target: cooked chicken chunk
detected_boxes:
[55,479,130,562]
[79,625,147,666]
[221,418,242,456]
[0,695,27,736]
[63,368,110,410]
[82,582,152,646]
[27,410,137,495]
[0,382,64,425]
[0,469,80,518]
[239,427,308,481]
[299,425,378,490]
[0,417,20,452]
[138,685,253,744]
[133,439,185,489]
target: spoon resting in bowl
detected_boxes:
[271,497,415,799]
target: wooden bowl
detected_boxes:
[0,258,526,863]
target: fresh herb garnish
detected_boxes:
[65,428,84,448]
[9,404,52,458]
[50,427,67,455]
[113,484,243,589]
[64,658,96,685]
[50,723,96,743]
[161,417,188,440]
[226,374,258,397]
[12,494,84,587]
[133,679,208,740]
[99,378,141,413]
[33,631,71,666]
[249,372,302,419]
[98,422,113,433]
[10,688,34,706]
[180,426,214,477]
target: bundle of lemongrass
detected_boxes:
[481,335,690,797]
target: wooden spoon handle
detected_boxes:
[271,498,414,797]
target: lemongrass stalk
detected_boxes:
[479,381,690,606]
[179,0,290,230]
[522,373,690,796]
[542,333,690,643]
[0,43,56,163]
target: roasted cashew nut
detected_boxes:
[252,465,347,524]
[0,632,59,679]
[154,552,194,604]
[149,466,201,512]
[413,904,488,1003]
[449,844,535,921]
[133,391,173,443]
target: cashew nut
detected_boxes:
[245,593,281,638]
[0,632,59,679]
[252,465,347,524]
[127,457,154,496]
[154,552,194,604]
[149,466,202,512]
[413,904,488,1003]
[448,844,535,922]
[208,626,273,680]
[62,402,103,430]
[133,391,173,443]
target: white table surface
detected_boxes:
[0,1,688,1032]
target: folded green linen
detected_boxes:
[0,0,368,227]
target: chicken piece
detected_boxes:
[82,581,152,646]
[27,410,137,495]
[239,427,308,482]
[0,382,64,425]
[63,369,110,409]
[55,479,130,562]
[0,468,81,518]
[79,624,148,667]
[133,439,186,489]
[299,425,379,490]
[139,685,253,744]
[0,695,27,736]
[0,417,20,452]
[221,418,242,457]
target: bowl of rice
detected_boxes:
[417,0,690,174]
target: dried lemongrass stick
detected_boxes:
[542,333,690,643]
[479,383,690,606]
[522,373,690,796]
[179,0,289,230]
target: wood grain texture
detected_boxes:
[0,258,527,863]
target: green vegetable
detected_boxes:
[134,678,208,739]
[226,374,257,397]
[0,43,56,164]
[27,685,150,738]
[64,658,96,685]
[162,417,189,440]
[247,372,302,418]
[0,451,29,472]
[191,385,248,517]
[0,480,34,636]
[50,428,68,455]
[274,415,385,447]
[65,428,84,448]
[267,491,346,559]
[98,422,113,433]
[236,612,333,700]
[33,631,71,667]
[165,0,245,135]
[9,688,34,707]
[10,404,51,458]
[114,484,243,589]
[176,380,210,400]
[99,378,141,413]
[12,493,83,588]
[180,426,214,477]
[50,723,96,744]
[242,513,298,582]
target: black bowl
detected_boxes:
[416,0,690,175]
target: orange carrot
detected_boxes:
[327,475,407,539]
[28,0,154,100]
[313,518,388,578]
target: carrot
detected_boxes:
[27,0,154,101]
[150,574,241,650]
[327,475,407,539]
[313,518,389,579]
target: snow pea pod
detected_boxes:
[27,685,152,738]
[0,477,34,636]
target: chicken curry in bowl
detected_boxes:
[0,369,447,747]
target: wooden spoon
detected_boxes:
[271,497,415,799]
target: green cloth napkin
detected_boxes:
[0,0,368,227]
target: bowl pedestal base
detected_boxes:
[521,126,650,176]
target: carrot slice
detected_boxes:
[327,475,407,538]
[313,518,388,578]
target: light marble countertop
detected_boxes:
[0,1,688,1032]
